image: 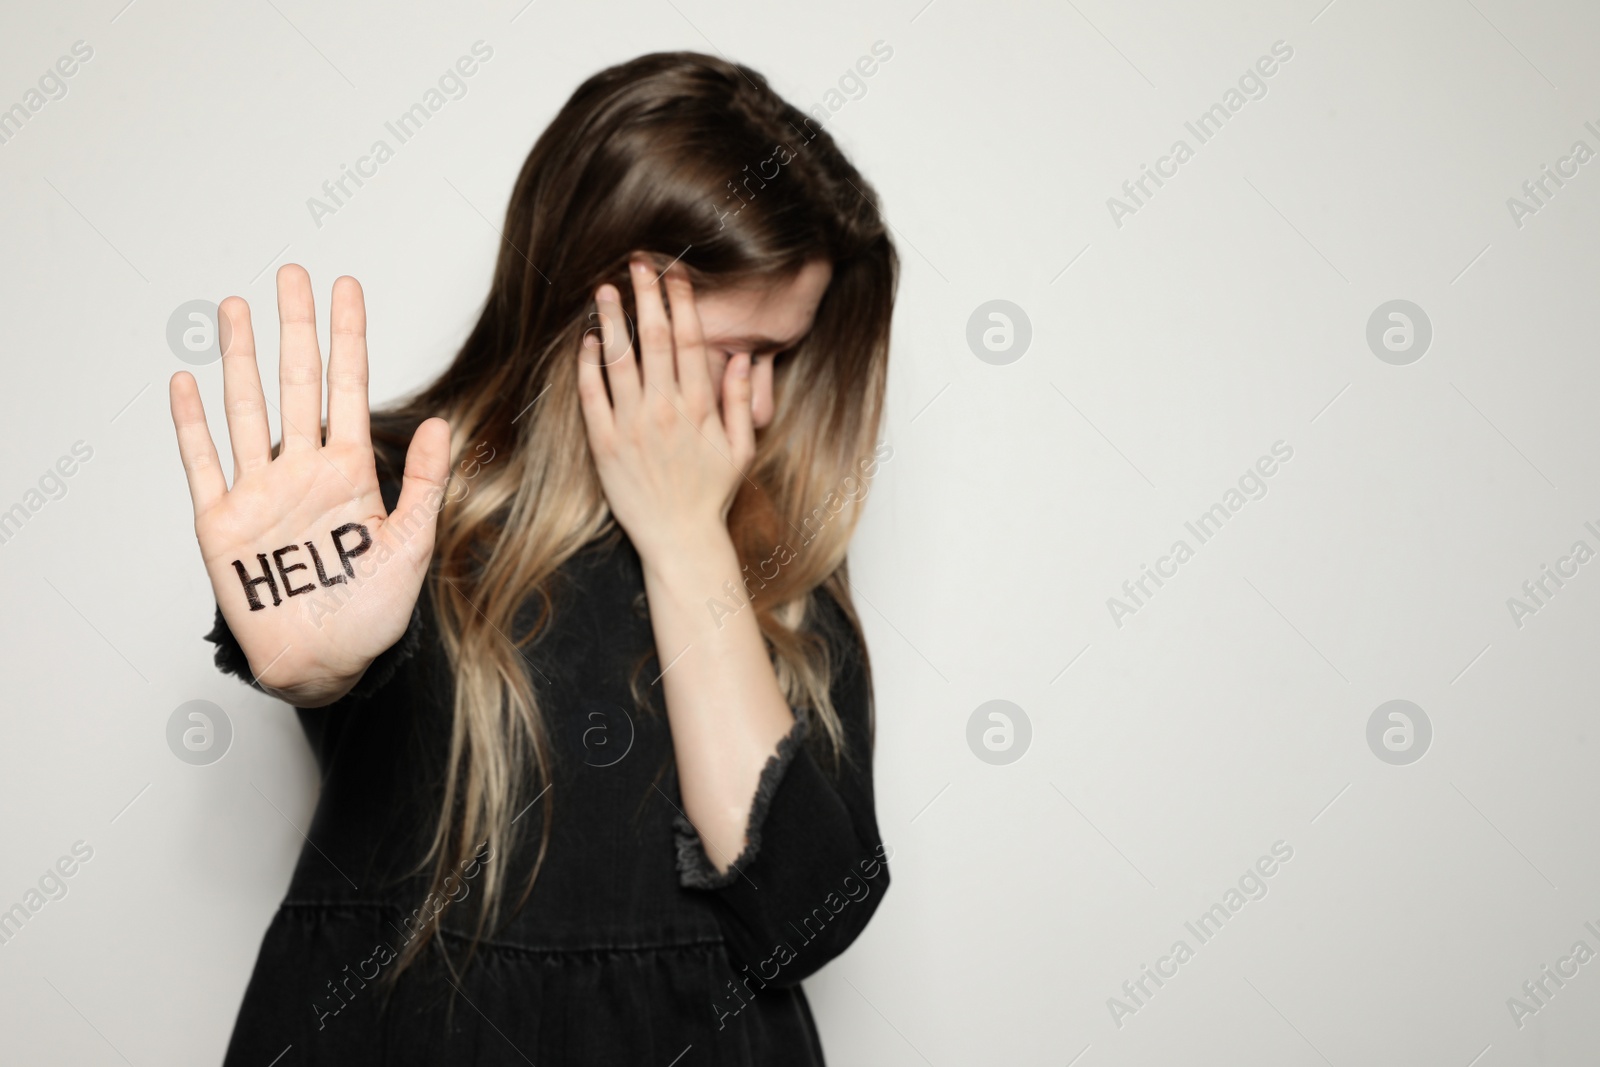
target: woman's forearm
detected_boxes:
[638,523,797,873]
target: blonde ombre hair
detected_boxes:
[370,51,896,984]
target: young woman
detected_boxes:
[168,52,896,1065]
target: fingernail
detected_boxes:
[733,353,750,379]
[218,308,232,356]
[596,284,618,303]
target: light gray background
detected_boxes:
[2,0,1597,1064]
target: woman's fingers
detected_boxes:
[576,331,615,453]
[594,282,639,418]
[720,352,755,468]
[662,266,713,413]
[327,276,371,448]
[629,257,676,396]
[276,264,324,454]
[218,295,272,476]
[168,371,227,515]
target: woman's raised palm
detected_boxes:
[168,265,450,706]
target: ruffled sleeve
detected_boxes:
[672,709,812,890]
[671,588,891,989]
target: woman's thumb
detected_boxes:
[390,417,453,563]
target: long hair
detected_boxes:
[371,50,896,984]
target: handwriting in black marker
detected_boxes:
[233,523,372,611]
[331,523,372,579]
[304,539,344,588]
[272,545,315,597]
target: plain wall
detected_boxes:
[1,0,1598,1063]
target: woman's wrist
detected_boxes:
[636,520,752,629]
[632,516,738,579]
[258,659,373,708]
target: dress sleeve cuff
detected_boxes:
[673,709,810,890]
[201,601,425,704]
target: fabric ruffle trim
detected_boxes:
[672,709,810,890]
[202,602,425,704]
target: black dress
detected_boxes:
[207,470,890,1066]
